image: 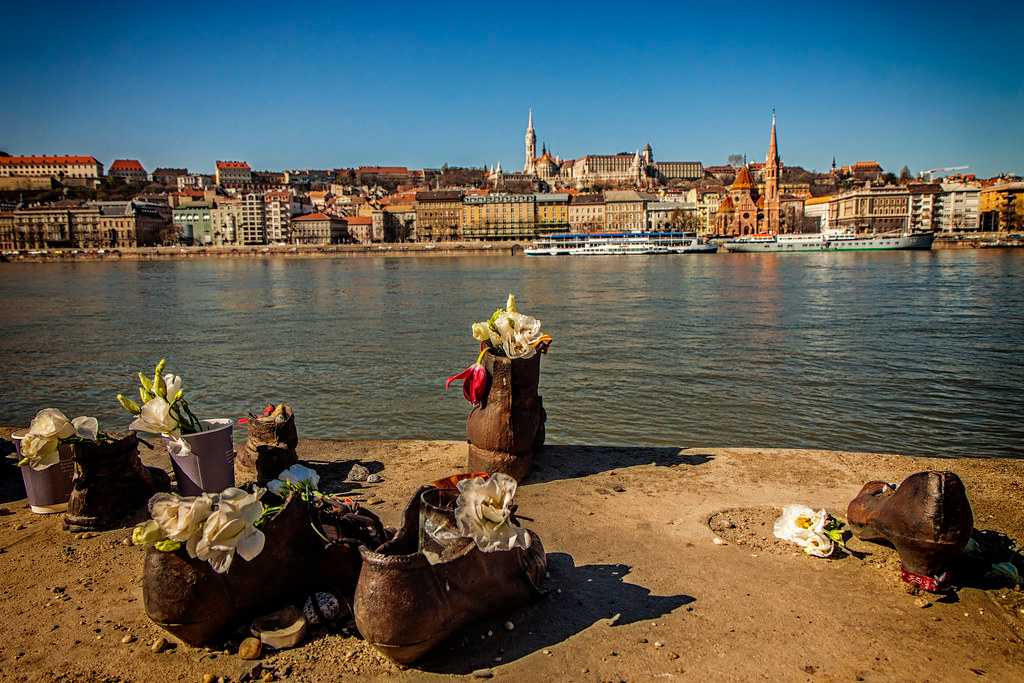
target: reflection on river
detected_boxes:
[1,250,1022,457]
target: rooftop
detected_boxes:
[0,155,99,165]
[109,159,145,172]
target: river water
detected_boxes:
[0,250,1021,457]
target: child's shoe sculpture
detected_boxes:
[64,432,169,532]
[235,404,298,486]
[354,485,546,665]
[467,351,546,481]
[847,471,973,591]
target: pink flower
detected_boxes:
[446,350,490,404]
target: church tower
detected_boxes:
[763,109,782,233]
[524,109,537,175]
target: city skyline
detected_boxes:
[3,1,1022,176]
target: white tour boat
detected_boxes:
[524,231,718,256]
[721,227,935,253]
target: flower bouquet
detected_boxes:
[447,294,551,480]
[135,464,387,646]
[773,505,851,558]
[119,359,235,495]
[10,409,99,514]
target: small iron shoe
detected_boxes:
[847,471,973,591]
[354,485,546,664]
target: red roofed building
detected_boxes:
[108,159,148,183]
[290,212,348,245]
[0,155,103,180]
[343,215,374,243]
[215,160,252,188]
[356,166,411,185]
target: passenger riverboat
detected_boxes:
[524,231,718,256]
[721,228,935,253]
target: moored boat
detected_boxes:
[722,228,934,253]
[525,231,718,256]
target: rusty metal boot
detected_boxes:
[353,486,546,664]
[467,350,546,481]
[847,471,973,591]
[142,495,322,645]
[64,432,170,532]
[235,405,299,486]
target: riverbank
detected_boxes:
[1,435,1021,681]
[1,242,525,262]
[2,235,1021,262]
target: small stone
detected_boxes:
[504,621,515,631]
[712,537,726,545]
[347,464,370,482]
[201,674,216,683]
[638,638,649,644]
[366,473,383,483]
[52,586,66,594]
[472,670,494,679]
[151,637,168,653]
[669,652,680,660]
[914,598,932,608]
[121,634,135,644]
[543,649,551,655]
[654,641,664,648]
[238,637,262,660]
[612,484,626,493]
[122,537,132,546]
[261,671,275,682]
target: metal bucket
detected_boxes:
[164,419,236,496]
[12,429,76,514]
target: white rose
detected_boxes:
[194,488,266,573]
[28,408,76,440]
[163,374,183,398]
[801,532,835,558]
[773,504,835,558]
[149,491,216,556]
[455,473,531,552]
[71,416,99,441]
[20,433,62,471]
[267,464,320,497]
[130,396,180,435]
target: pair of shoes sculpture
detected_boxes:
[143,470,546,665]
[848,470,974,592]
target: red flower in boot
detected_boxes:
[446,350,490,404]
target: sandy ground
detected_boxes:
[0,433,1022,682]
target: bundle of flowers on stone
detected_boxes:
[773,504,849,558]
[15,408,102,470]
[132,487,266,573]
[446,293,552,404]
[117,358,202,437]
[453,473,531,553]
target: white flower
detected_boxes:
[194,487,266,574]
[28,408,76,441]
[71,416,98,441]
[773,504,834,558]
[20,433,62,471]
[163,373,183,398]
[492,311,544,360]
[471,322,502,347]
[20,409,98,470]
[267,464,320,497]
[455,473,531,552]
[149,491,216,556]
[130,396,180,435]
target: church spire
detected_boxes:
[767,108,779,166]
[528,107,534,132]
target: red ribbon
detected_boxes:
[900,565,951,593]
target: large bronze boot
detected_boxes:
[142,495,321,646]
[467,350,546,481]
[353,485,546,665]
[847,471,973,591]
[234,405,299,486]
[64,433,170,532]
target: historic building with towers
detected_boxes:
[514,110,702,189]
[715,112,786,235]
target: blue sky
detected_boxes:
[2,1,1022,177]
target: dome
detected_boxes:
[731,167,755,190]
